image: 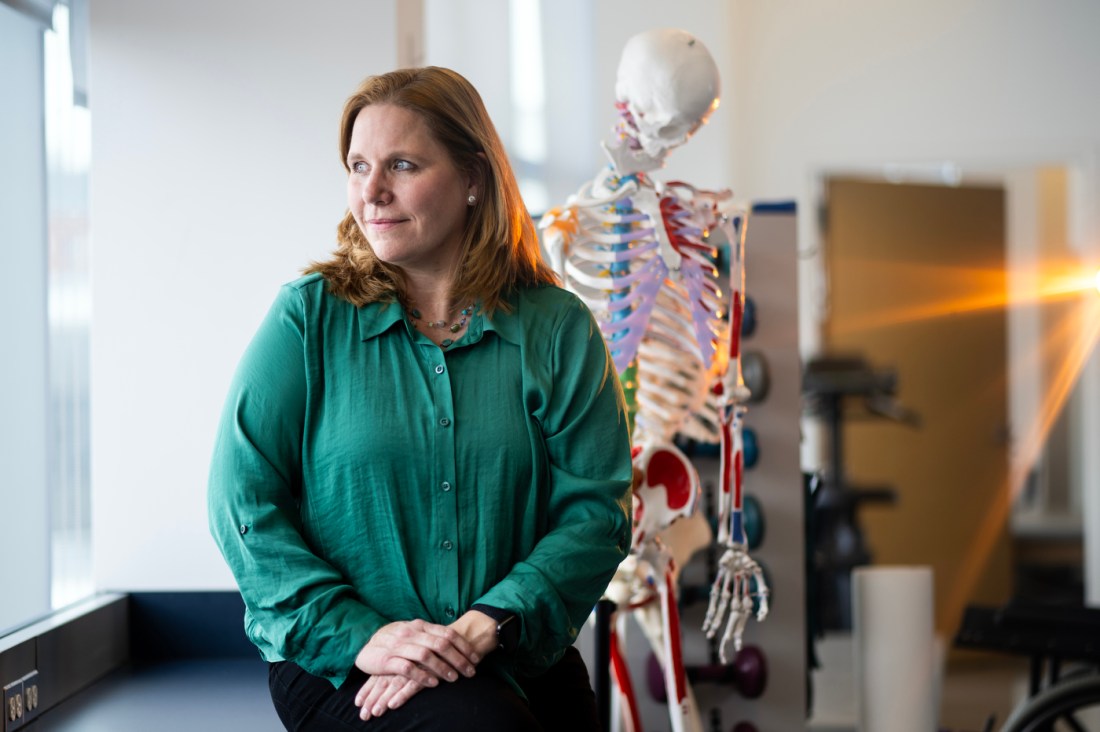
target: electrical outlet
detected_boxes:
[19,672,38,724]
[2,678,25,731]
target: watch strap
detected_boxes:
[470,603,519,654]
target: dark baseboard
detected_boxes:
[128,591,256,663]
[0,594,129,726]
[0,590,256,727]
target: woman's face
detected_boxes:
[346,103,475,279]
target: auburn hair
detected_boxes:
[305,66,557,313]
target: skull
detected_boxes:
[612,28,721,169]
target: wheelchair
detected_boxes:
[956,602,1100,731]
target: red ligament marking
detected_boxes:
[730,292,743,358]
[734,449,744,508]
[719,419,732,495]
[610,626,644,732]
[665,571,688,703]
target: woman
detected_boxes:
[208,66,633,731]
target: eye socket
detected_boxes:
[656,122,688,138]
[392,159,414,171]
[351,161,368,174]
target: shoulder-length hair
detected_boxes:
[306,66,557,313]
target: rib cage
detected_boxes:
[542,175,732,447]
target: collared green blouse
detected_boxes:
[208,273,632,686]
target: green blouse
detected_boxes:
[208,273,632,686]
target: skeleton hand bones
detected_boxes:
[702,542,769,664]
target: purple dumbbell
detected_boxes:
[646,645,768,702]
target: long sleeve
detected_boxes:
[207,285,387,684]
[474,295,633,674]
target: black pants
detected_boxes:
[268,645,600,731]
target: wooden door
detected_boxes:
[823,177,1013,641]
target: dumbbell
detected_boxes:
[743,493,764,548]
[741,350,769,403]
[742,426,759,469]
[740,296,757,338]
[646,645,767,702]
[706,493,765,550]
[670,421,757,464]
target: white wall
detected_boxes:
[88,0,399,591]
[726,0,1100,600]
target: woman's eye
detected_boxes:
[393,160,414,171]
[351,161,367,174]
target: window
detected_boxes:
[0,0,91,635]
[44,0,92,611]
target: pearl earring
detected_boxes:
[467,194,477,206]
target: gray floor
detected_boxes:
[30,646,1095,731]
[35,658,281,731]
[809,633,1035,732]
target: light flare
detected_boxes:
[830,258,1098,337]
[944,294,1100,629]
[830,255,1100,632]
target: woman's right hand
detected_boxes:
[354,619,479,688]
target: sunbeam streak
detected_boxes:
[944,293,1100,631]
[830,255,1100,629]
[830,259,1099,336]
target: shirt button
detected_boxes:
[442,540,453,550]
[441,481,451,492]
[445,606,456,619]
[439,417,451,427]
[239,525,248,535]
[434,364,445,374]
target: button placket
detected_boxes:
[426,343,460,624]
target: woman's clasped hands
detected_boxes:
[353,619,481,721]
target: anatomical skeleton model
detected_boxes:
[540,28,768,732]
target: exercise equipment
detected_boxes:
[706,493,764,550]
[741,427,758,469]
[645,646,768,702]
[741,351,769,404]
[740,296,757,338]
[802,355,918,631]
[956,601,1100,732]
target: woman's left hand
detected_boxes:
[354,674,423,721]
[352,610,500,720]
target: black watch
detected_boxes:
[470,604,520,654]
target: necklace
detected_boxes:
[407,303,474,349]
